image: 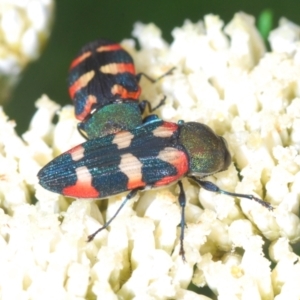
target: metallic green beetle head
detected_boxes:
[178,121,231,177]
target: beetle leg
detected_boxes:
[87,188,140,242]
[177,180,187,261]
[136,66,176,83]
[191,177,273,210]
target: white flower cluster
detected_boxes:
[1,12,300,299]
[0,0,54,103]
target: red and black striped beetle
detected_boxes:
[38,116,272,259]
[68,39,173,139]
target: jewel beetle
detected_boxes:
[68,39,173,139]
[38,116,273,260]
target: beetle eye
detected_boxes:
[220,137,231,171]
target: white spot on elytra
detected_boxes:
[78,70,95,87]
[119,153,144,186]
[152,125,174,138]
[112,131,134,149]
[100,63,119,74]
[157,147,188,177]
[75,166,92,183]
[157,147,181,163]
[69,145,85,161]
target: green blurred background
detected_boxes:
[5,0,300,134]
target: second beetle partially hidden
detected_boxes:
[68,39,173,139]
